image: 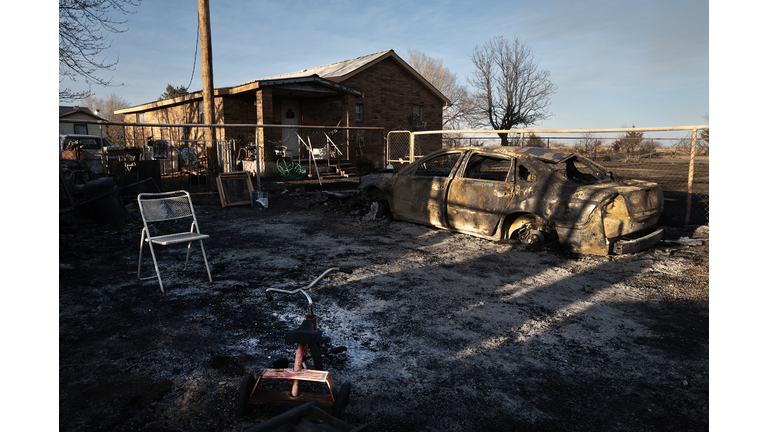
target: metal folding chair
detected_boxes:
[137,190,212,292]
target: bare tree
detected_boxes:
[80,92,132,122]
[59,0,142,102]
[579,132,603,159]
[406,49,474,130]
[699,113,709,144]
[468,36,556,146]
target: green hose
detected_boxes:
[277,158,306,180]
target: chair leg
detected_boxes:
[199,240,213,282]
[184,241,193,270]
[138,230,163,291]
[138,229,148,280]
[182,240,212,283]
[147,242,165,292]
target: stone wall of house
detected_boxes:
[340,57,445,163]
[300,98,346,127]
[341,57,443,133]
[219,93,259,147]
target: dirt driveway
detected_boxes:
[59,186,709,431]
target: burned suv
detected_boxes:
[359,146,664,256]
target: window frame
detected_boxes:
[409,151,463,178]
[74,124,88,135]
[461,154,513,183]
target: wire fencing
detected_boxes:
[59,120,384,206]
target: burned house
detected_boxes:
[115,50,450,174]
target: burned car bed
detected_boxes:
[60,134,126,175]
[359,146,663,256]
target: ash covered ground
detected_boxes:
[59,186,708,431]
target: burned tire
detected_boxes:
[504,215,556,247]
[367,200,390,219]
[333,381,351,418]
[520,229,545,246]
[238,374,256,416]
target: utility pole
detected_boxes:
[198,0,218,180]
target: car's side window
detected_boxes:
[518,164,535,182]
[413,153,462,177]
[463,154,512,182]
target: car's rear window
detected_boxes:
[549,157,608,185]
[64,137,101,150]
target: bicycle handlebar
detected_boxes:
[264,267,354,313]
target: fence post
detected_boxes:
[386,131,390,165]
[685,129,698,225]
[649,138,653,160]
[409,132,415,163]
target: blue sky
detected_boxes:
[56,0,709,136]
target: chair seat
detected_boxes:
[148,232,210,246]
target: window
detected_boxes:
[463,154,512,182]
[518,164,535,182]
[198,102,204,123]
[414,153,462,177]
[138,113,145,123]
[410,105,423,127]
[550,157,604,185]
[74,124,88,135]
[355,104,363,121]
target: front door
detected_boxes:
[391,151,464,228]
[281,100,300,157]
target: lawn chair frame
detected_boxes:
[137,190,212,292]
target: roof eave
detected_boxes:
[115,92,208,115]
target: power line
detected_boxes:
[186,17,200,92]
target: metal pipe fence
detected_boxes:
[387,127,709,226]
[59,120,384,201]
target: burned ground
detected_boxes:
[59,186,708,432]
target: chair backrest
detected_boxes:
[138,191,197,223]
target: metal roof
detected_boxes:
[251,51,392,83]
